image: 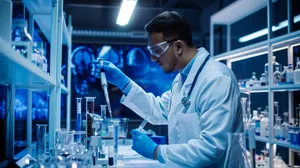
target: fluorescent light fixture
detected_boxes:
[239,14,300,43]
[116,0,137,26]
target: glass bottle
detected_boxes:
[286,64,294,84]
[260,112,268,137]
[252,110,260,136]
[273,67,282,84]
[260,73,266,86]
[288,126,294,143]
[249,72,257,87]
[11,19,33,58]
[281,66,288,83]
[241,98,248,126]
[274,101,279,117]
[274,117,283,140]
[282,112,289,141]
[294,57,300,84]
[265,56,282,73]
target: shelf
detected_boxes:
[22,0,70,46]
[214,30,300,61]
[0,38,55,87]
[61,84,69,94]
[271,139,300,151]
[211,0,269,24]
[255,136,270,143]
[240,84,300,93]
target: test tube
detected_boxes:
[36,124,47,160]
[85,97,96,138]
[113,120,119,166]
[107,125,114,166]
[138,119,148,131]
[76,98,82,141]
[100,105,107,136]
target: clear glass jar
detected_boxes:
[281,66,288,82]
[286,64,294,83]
[274,116,283,140]
[249,72,257,87]
[282,112,289,141]
[294,57,300,84]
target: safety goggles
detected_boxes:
[147,39,177,58]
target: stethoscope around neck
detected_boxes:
[180,55,210,108]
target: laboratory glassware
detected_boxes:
[241,97,248,126]
[119,118,129,143]
[252,110,260,136]
[281,66,288,82]
[85,97,96,138]
[76,98,82,141]
[273,67,282,84]
[100,105,107,136]
[107,125,114,166]
[294,57,300,84]
[286,64,294,83]
[282,112,289,141]
[91,114,103,136]
[56,129,75,157]
[264,56,282,73]
[260,73,266,86]
[138,119,148,131]
[260,112,268,138]
[274,101,279,117]
[249,72,257,87]
[36,124,47,160]
[274,116,283,140]
[11,19,33,57]
[113,120,119,166]
[99,58,113,120]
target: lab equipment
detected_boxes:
[288,126,295,143]
[294,58,300,84]
[76,98,82,141]
[56,129,75,157]
[274,116,283,140]
[264,56,282,73]
[138,119,148,131]
[113,120,119,165]
[11,19,33,57]
[260,112,268,137]
[273,67,282,84]
[90,136,107,166]
[100,105,107,136]
[36,124,47,160]
[286,64,294,83]
[281,66,288,82]
[249,72,257,87]
[274,101,279,117]
[107,125,114,166]
[252,110,260,136]
[257,107,262,118]
[92,114,103,136]
[260,73,266,86]
[99,58,113,120]
[241,97,248,127]
[119,118,129,142]
[37,43,47,73]
[282,112,289,141]
[85,97,96,138]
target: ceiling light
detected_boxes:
[116,0,137,26]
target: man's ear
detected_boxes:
[175,40,184,57]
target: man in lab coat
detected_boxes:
[92,11,244,168]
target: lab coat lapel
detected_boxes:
[180,48,210,98]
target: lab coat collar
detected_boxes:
[182,47,210,89]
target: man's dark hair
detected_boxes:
[144,11,194,47]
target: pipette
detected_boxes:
[138,119,148,130]
[99,58,113,119]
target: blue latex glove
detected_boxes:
[131,129,158,160]
[91,60,130,90]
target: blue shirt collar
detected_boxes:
[180,55,197,79]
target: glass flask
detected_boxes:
[282,112,289,141]
[294,57,300,84]
[281,66,288,82]
[273,67,282,84]
[249,72,257,87]
[286,64,294,83]
[274,117,283,140]
[260,73,266,86]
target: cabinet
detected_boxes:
[0,0,72,165]
[211,0,300,167]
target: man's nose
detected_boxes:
[151,55,158,62]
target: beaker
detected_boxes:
[56,129,75,149]
[85,97,96,138]
[119,118,129,144]
[36,124,47,160]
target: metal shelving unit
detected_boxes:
[0,0,73,163]
[211,0,299,167]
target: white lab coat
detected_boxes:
[120,48,244,168]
